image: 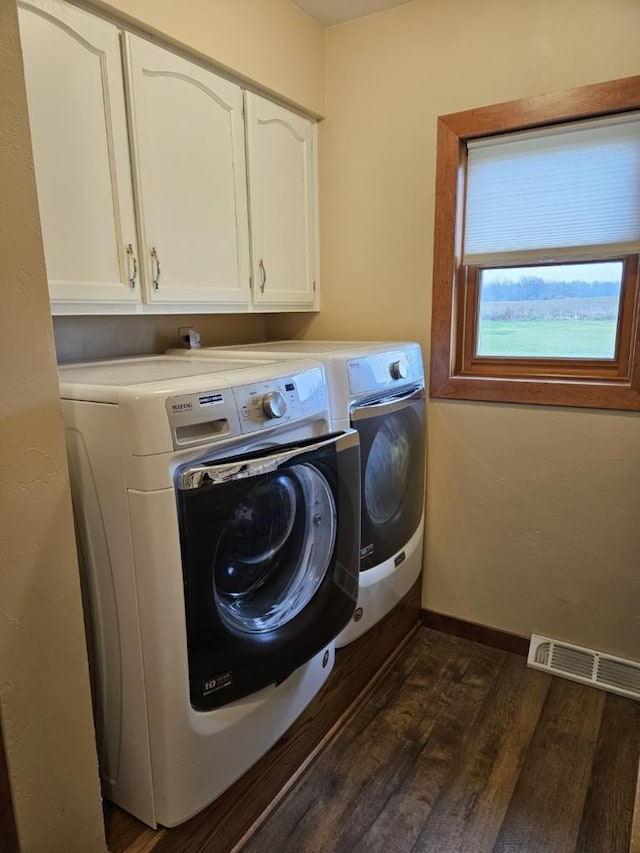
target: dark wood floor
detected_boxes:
[241,628,640,853]
[105,624,640,853]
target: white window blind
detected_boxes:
[463,112,640,266]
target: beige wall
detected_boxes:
[89,0,325,116]
[271,0,640,660]
[0,0,105,849]
[54,313,266,363]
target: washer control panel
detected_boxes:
[165,387,240,448]
[234,367,327,433]
[261,389,287,419]
[165,367,326,447]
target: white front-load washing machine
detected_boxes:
[58,355,360,828]
[168,341,425,647]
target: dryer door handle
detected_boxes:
[351,386,425,422]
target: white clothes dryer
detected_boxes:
[168,342,425,647]
[58,355,360,828]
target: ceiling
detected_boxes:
[292,0,414,26]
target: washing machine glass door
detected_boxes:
[352,387,425,570]
[175,430,360,710]
[213,462,335,633]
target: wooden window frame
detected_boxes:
[430,75,640,410]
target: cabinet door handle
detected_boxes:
[151,246,161,290]
[259,258,267,293]
[126,243,138,290]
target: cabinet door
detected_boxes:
[244,92,319,309]
[124,35,251,308]
[18,0,139,309]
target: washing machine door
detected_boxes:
[175,430,360,711]
[352,387,425,571]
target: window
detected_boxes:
[430,76,640,410]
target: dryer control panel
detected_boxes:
[347,345,424,397]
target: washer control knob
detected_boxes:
[390,359,408,380]
[262,390,287,419]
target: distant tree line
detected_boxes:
[481,277,620,302]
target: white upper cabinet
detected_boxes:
[18,0,319,315]
[245,92,319,309]
[18,0,139,309]
[123,35,251,308]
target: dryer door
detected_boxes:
[175,430,360,710]
[353,387,425,571]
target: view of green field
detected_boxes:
[476,265,623,359]
[477,318,618,358]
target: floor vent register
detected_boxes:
[528,634,640,701]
